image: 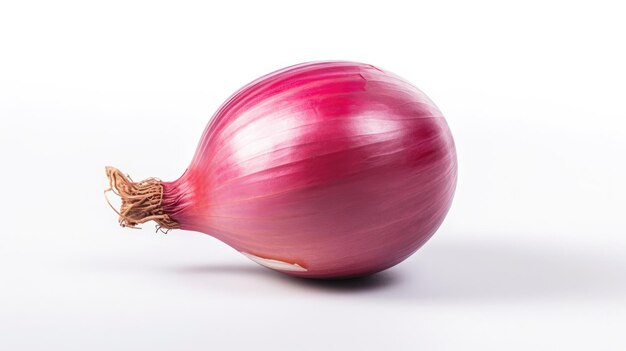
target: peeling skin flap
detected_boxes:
[241,252,307,272]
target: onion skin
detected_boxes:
[158,62,456,278]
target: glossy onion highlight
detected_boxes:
[105,61,457,279]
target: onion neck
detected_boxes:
[160,169,197,228]
[105,166,180,230]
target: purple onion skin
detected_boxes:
[162,61,457,279]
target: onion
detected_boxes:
[105,61,457,279]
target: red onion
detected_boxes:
[106,61,457,279]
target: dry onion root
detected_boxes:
[104,166,178,230]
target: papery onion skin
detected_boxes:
[132,61,456,279]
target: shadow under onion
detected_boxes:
[169,239,626,301]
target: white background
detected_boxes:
[1,0,625,350]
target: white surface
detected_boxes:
[1,1,625,350]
